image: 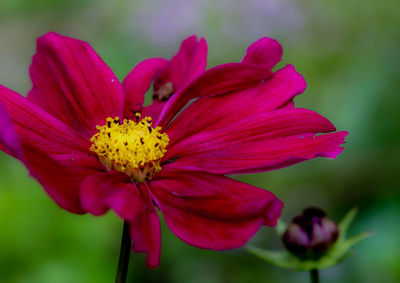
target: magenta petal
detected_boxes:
[130,210,161,268]
[80,174,161,267]
[143,36,207,121]
[0,84,91,155]
[170,131,348,175]
[156,63,271,128]
[122,35,208,122]
[80,171,131,216]
[131,184,161,268]
[165,108,347,175]
[166,65,306,145]
[0,87,103,213]
[123,58,168,116]
[28,32,124,136]
[150,168,282,250]
[0,103,23,159]
[242,37,283,70]
[25,148,101,214]
[166,108,337,158]
[0,100,91,213]
[154,35,208,91]
[141,100,166,122]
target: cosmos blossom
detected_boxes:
[0,32,347,267]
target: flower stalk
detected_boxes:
[115,221,131,283]
[310,269,319,283]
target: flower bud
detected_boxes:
[282,207,339,260]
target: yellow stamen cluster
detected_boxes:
[90,113,169,182]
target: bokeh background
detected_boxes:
[0,0,399,282]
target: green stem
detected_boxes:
[115,221,131,283]
[310,269,320,283]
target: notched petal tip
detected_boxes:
[281,64,307,92]
[36,31,60,43]
[179,34,208,51]
[35,31,90,53]
[319,131,349,159]
[180,34,199,45]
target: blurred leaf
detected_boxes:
[247,247,298,270]
[338,207,358,240]
[276,219,287,237]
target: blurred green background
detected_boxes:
[0,0,399,282]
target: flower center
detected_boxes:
[90,113,169,182]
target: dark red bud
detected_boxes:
[282,207,339,260]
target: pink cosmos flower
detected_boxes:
[0,33,347,267]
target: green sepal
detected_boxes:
[247,208,372,271]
